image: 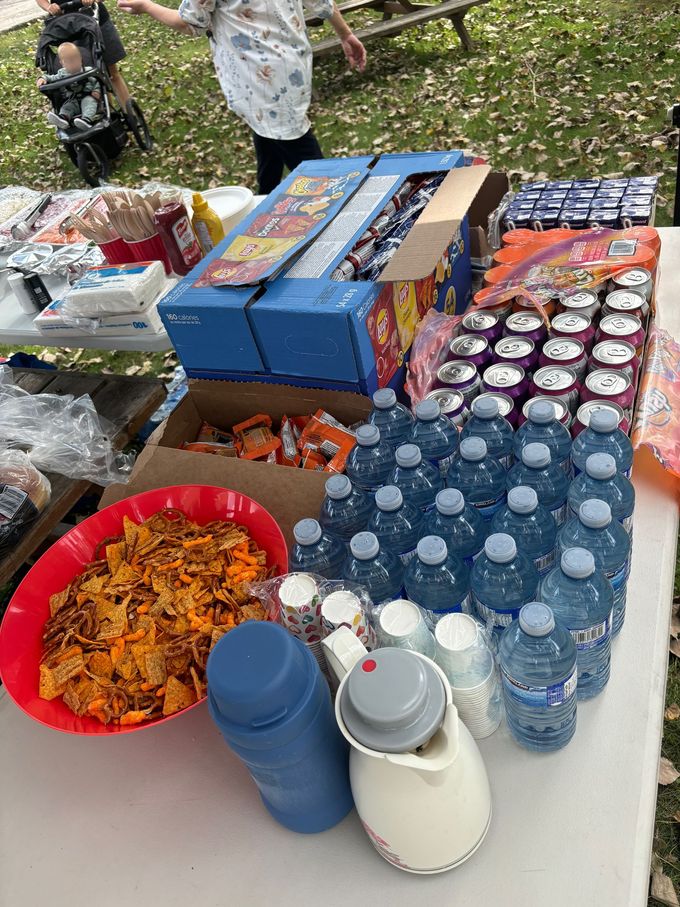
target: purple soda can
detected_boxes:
[602,288,648,322]
[461,310,503,345]
[518,395,572,429]
[572,400,628,439]
[557,289,601,322]
[588,340,639,386]
[493,336,539,374]
[435,360,481,406]
[550,311,596,353]
[449,334,494,371]
[475,391,518,428]
[530,365,580,415]
[539,337,588,382]
[608,267,653,304]
[581,369,635,422]
[482,363,529,408]
[503,311,547,346]
[425,388,470,428]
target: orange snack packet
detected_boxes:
[297,410,355,474]
[180,441,236,457]
[300,448,327,471]
[195,421,235,446]
[233,414,280,460]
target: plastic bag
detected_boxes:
[404,308,462,404]
[0,449,51,557]
[632,324,680,478]
[0,375,133,486]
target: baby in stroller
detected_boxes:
[36,41,100,131]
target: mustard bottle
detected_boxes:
[191,192,225,254]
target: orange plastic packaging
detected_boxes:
[195,421,235,446]
[297,410,356,474]
[233,414,281,461]
[180,441,236,457]
[632,325,680,478]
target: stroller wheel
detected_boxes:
[125,99,153,151]
[76,142,110,187]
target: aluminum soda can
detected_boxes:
[602,289,646,322]
[530,365,580,414]
[572,400,628,438]
[493,336,539,374]
[482,363,529,407]
[596,313,646,358]
[539,337,587,381]
[503,311,547,346]
[581,369,635,421]
[513,293,557,319]
[436,360,482,405]
[518,395,572,429]
[449,334,493,371]
[550,311,596,353]
[474,391,518,427]
[609,268,653,305]
[557,289,601,321]
[473,287,514,321]
[461,310,503,345]
[425,388,470,427]
[588,340,639,385]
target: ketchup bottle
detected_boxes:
[153,201,203,276]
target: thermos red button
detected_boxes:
[362,659,377,673]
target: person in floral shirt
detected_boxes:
[118,0,366,192]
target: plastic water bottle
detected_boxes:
[460,395,514,468]
[568,452,635,537]
[491,486,557,577]
[368,388,414,449]
[571,407,634,478]
[423,488,487,567]
[368,485,423,565]
[513,398,573,477]
[539,548,613,700]
[290,519,347,579]
[319,475,374,542]
[470,533,539,632]
[499,602,577,752]
[559,499,631,635]
[389,443,443,512]
[342,531,404,605]
[345,424,395,492]
[207,621,352,832]
[408,399,459,477]
[507,442,570,527]
[447,437,507,522]
[404,535,471,622]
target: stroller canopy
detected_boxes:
[35,13,105,72]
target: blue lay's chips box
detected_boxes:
[159,153,495,394]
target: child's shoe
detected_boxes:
[73,116,94,130]
[47,111,69,129]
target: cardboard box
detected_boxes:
[100,379,372,548]
[159,154,497,394]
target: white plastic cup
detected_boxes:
[434,613,494,687]
[321,590,376,648]
[378,599,435,658]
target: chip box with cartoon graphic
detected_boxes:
[159,153,493,394]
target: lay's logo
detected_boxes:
[398,283,409,309]
[239,243,258,257]
[376,308,389,345]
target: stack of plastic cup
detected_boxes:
[377,599,435,658]
[320,589,376,649]
[278,573,325,670]
[434,613,502,739]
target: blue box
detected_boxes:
[160,152,492,395]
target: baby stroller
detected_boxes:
[36,0,152,187]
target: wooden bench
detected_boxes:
[307,0,490,56]
[0,368,165,587]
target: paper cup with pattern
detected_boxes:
[321,590,376,649]
[278,573,323,644]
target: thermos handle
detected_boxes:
[322,627,368,683]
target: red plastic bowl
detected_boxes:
[0,485,288,735]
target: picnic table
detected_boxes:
[307,0,490,55]
[0,368,165,587]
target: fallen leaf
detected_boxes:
[673,812,680,824]
[669,639,680,658]
[651,870,680,907]
[659,757,680,786]
[666,704,680,721]
[125,365,141,376]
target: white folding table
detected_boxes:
[1,228,679,907]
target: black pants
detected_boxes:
[252,129,324,195]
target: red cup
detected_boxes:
[98,237,134,266]
[127,233,173,275]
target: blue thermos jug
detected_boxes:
[207,621,354,833]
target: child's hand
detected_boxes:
[341,33,367,72]
[117,0,150,14]
[92,90,101,100]
[47,3,62,13]
[36,76,47,87]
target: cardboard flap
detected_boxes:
[379,165,492,283]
